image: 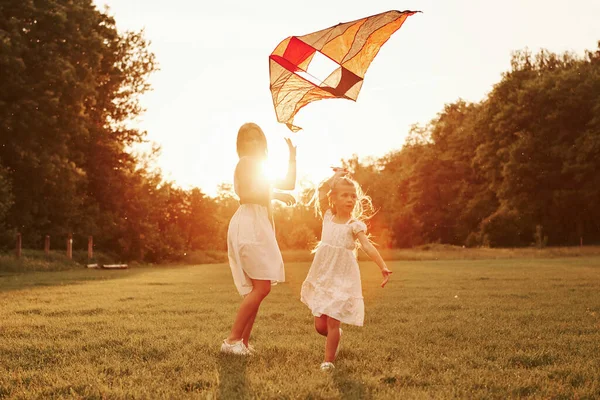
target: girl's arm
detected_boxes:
[317,178,331,217]
[356,232,393,288]
[273,138,296,190]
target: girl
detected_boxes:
[301,169,392,370]
[221,122,296,355]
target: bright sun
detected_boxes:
[262,159,287,183]
[261,152,289,182]
[255,135,335,194]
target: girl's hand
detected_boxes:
[285,138,296,161]
[330,167,348,182]
[275,193,296,206]
[381,267,392,288]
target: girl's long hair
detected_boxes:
[236,122,267,159]
[309,175,376,256]
[313,175,375,222]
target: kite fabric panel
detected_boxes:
[269,10,420,132]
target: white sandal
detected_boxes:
[320,361,335,371]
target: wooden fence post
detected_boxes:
[67,233,73,260]
[44,235,50,255]
[88,236,93,260]
[16,233,22,259]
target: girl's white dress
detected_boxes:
[301,209,367,326]
[227,172,284,296]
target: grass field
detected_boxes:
[1,255,600,399]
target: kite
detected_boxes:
[269,10,420,132]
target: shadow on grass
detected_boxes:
[0,268,152,293]
[217,353,249,399]
[332,369,372,399]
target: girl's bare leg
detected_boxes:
[226,279,271,343]
[324,316,341,362]
[314,315,328,336]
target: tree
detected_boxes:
[0,0,157,254]
[0,161,14,248]
[476,46,600,245]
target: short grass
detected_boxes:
[1,256,600,399]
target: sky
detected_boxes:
[93,0,600,196]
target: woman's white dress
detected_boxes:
[301,209,367,326]
[227,160,284,296]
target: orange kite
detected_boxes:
[269,10,420,132]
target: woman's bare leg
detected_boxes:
[241,308,258,346]
[226,279,271,343]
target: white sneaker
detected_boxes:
[320,362,335,371]
[220,339,250,355]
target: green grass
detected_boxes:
[1,256,600,399]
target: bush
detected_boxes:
[480,207,527,247]
[465,232,481,248]
[286,224,317,250]
[0,249,119,273]
[180,250,228,265]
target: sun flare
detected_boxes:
[260,159,279,182]
[261,150,291,182]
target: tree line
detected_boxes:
[1,1,599,262]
